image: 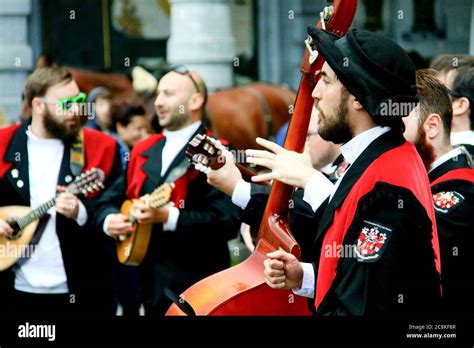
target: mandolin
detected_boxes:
[166,0,358,316]
[116,182,174,266]
[0,168,105,271]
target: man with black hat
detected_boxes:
[252,28,442,315]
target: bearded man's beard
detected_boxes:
[413,125,435,171]
[318,91,353,144]
[43,110,84,144]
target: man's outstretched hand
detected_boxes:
[246,137,317,188]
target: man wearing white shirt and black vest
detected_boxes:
[0,67,124,318]
[210,29,442,315]
[404,69,474,313]
[103,67,240,316]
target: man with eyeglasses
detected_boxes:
[0,66,124,318]
[104,67,239,316]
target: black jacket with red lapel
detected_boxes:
[125,124,240,310]
[0,122,124,316]
[429,151,474,312]
[309,130,441,315]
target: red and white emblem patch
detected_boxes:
[354,221,392,262]
[432,191,464,214]
[335,160,350,179]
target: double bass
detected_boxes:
[166,0,358,316]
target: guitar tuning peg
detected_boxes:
[87,187,94,192]
[82,189,88,195]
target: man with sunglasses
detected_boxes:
[0,66,124,318]
[104,67,239,316]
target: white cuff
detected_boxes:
[103,214,114,237]
[292,262,315,299]
[231,179,251,209]
[303,172,334,212]
[163,206,180,231]
[75,200,88,226]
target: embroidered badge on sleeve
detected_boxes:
[432,191,465,214]
[354,220,392,262]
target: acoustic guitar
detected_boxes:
[166,0,358,316]
[116,183,174,266]
[0,168,105,271]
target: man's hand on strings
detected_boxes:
[206,149,243,197]
[55,186,80,219]
[246,137,317,188]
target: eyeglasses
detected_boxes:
[169,65,208,104]
[40,92,87,112]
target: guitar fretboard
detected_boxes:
[15,198,56,230]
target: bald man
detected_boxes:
[105,67,239,316]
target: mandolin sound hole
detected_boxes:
[6,218,22,240]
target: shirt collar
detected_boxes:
[451,130,474,146]
[163,121,202,141]
[339,126,391,165]
[429,147,464,173]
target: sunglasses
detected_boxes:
[41,92,87,112]
[169,65,208,104]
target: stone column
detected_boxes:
[167,0,236,91]
[0,0,33,125]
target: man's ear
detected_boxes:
[424,113,442,139]
[31,97,46,116]
[452,97,470,117]
[188,93,205,112]
[351,97,363,111]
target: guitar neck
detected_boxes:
[236,164,255,182]
[15,197,56,230]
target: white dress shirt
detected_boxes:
[429,146,464,173]
[15,128,88,294]
[451,130,474,146]
[161,121,202,231]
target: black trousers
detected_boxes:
[11,290,75,319]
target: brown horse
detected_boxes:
[206,83,295,150]
[70,67,295,149]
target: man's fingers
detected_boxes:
[246,149,276,160]
[266,268,285,277]
[264,258,285,270]
[255,137,284,154]
[264,274,286,289]
[251,172,274,183]
[110,222,133,231]
[266,250,295,263]
[0,220,14,236]
[246,157,273,170]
